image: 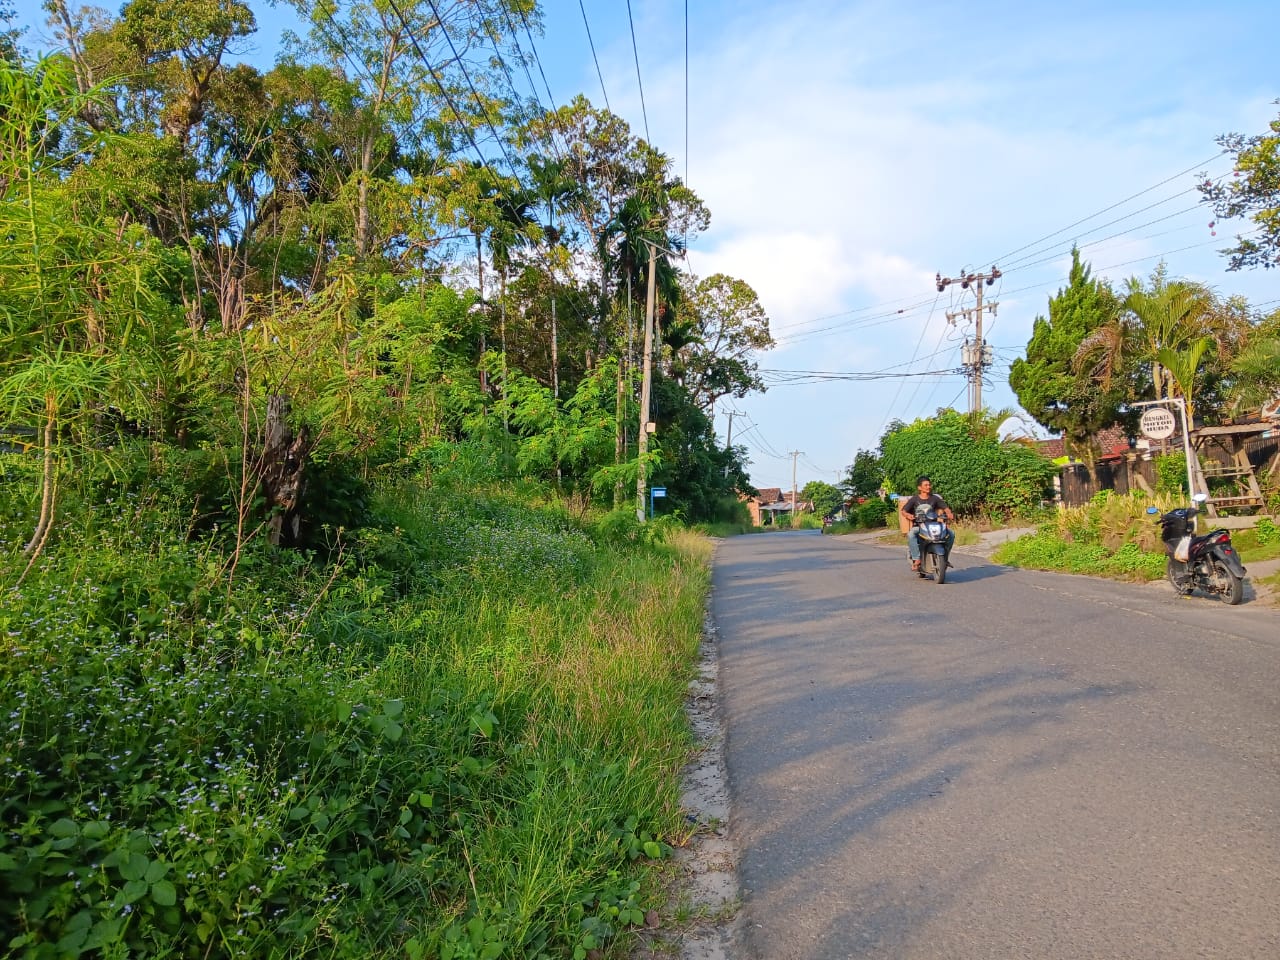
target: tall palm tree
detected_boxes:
[1074,267,1244,422]
[1228,334,1280,414]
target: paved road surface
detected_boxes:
[712,530,1280,959]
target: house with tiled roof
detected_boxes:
[1035,424,1133,464]
[742,488,814,526]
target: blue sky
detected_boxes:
[16,1,1280,491]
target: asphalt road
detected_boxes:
[712,529,1280,960]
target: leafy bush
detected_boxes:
[881,411,1055,516]
[0,482,704,959]
[1255,517,1280,546]
[994,492,1169,580]
[854,498,894,529]
[1154,452,1188,496]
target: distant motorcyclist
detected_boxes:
[900,475,956,572]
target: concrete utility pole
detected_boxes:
[637,244,658,522]
[791,450,801,527]
[937,266,1001,414]
[723,410,738,477]
[635,238,686,522]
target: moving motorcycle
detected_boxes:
[1146,494,1246,605]
[910,505,951,584]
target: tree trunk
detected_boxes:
[24,398,58,556]
[260,395,310,547]
[615,359,626,508]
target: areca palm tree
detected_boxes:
[1228,333,1280,413]
[1074,267,1245,421]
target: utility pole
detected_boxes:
[636,244,658,522]
[635,238,685,522]
[790,450,801,527]
[723,409,738,477]
[936,266,1001,414]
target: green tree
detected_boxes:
[1,57,181,557]
[800,480,844,518]
[1227,307,1280,412]
[1009,248,1127,469]
[1,1,21,63]
[843,448,884,500]
[880,410,1055,516]
[1199,103,1280,271]
[1074,265,1247,423]
[647,375,750,522]
[672,273,774,411]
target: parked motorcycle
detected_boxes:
[1146,494,1246,605]
[910,506,951,584]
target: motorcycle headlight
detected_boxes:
[926,523,943,538]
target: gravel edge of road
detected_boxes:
[632,577,743,960]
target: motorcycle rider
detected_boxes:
[900,475,956,572]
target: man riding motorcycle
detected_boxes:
[900,475,956,572]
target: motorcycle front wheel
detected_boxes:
[1166,557,1192,596]
[1208,557,1244,605]
[930,550,946,585]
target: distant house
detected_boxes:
[1035,424,1133,464]
[742,488,814,526]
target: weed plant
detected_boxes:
[0,474,709,959]
[994,492,1173,581]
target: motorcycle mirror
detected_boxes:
[1191,492,1208,504]
[1145,506,1159,514]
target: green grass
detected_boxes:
[992,529,1167,580]
[992,509,1280,585]
[1232,518,1280,564]
[0,481,711,959]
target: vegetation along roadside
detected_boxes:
[991,492,1280,587]
[1,463,712,959]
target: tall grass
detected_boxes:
[0,470,710,959]
[995,491,1178,580]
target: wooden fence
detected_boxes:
[1059,458,1155,506]
[1059,432,1278,508]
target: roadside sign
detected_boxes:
[1139,406,1177,440]
[651,487,667,497]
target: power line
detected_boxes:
[875,291,942,436]
[418,0,519,174]
[1002,200,1209,275]
[624,0,651,141]
[577,0,611,112]
[514,5,562,125]
[981,150,1227,267]
[911,345,964,420]
[735,416,789,461]
[385,0,511,174]
[759,365,960,384]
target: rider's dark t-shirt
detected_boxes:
[902,493,948,519]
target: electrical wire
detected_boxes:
[760,367,960,385]
[1001,200,1210,275]
[875,291,943,436]
[624,0,651,141]
[980,150,1227,268]
[735,416,789,460]
[514,5,563,126]
[418,0,520,174]
[577,0,612,112]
